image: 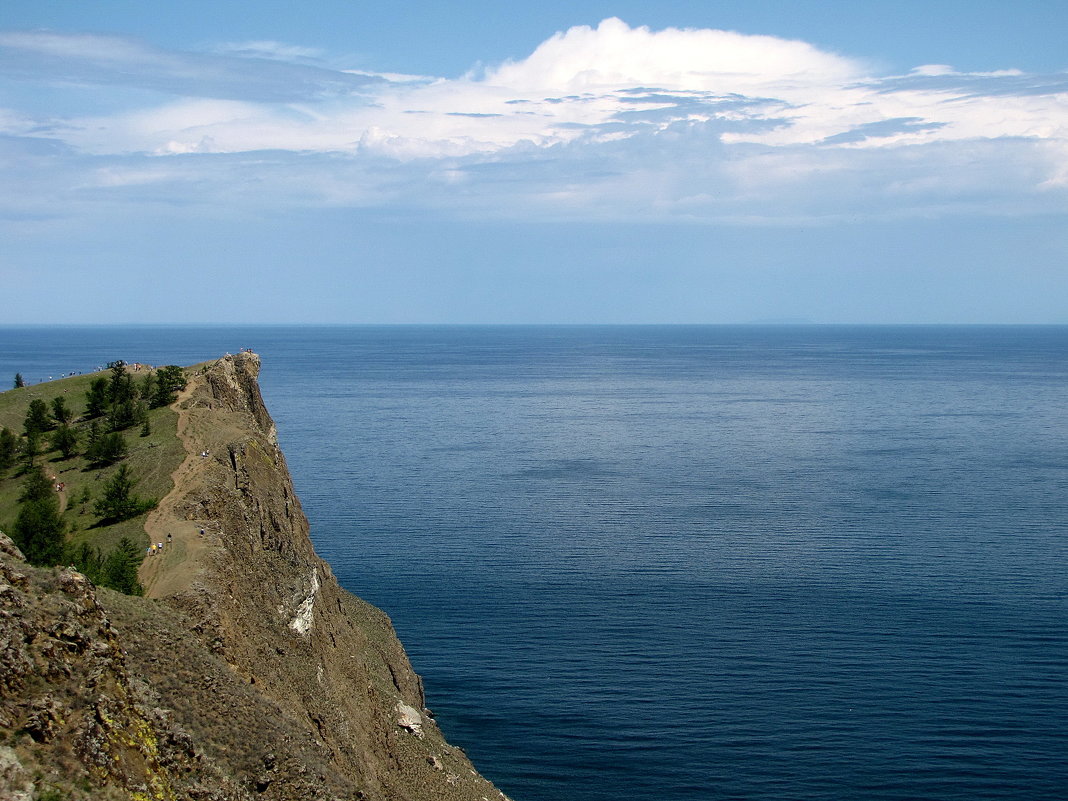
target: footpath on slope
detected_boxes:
[138,361,242,598]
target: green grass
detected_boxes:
[0,369,186,559]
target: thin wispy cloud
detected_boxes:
[0,30,383,102]
[1,18,1066,223]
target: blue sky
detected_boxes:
[3,1,1067,323]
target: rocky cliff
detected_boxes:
[0,353,508,801]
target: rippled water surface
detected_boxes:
[3,325,1067,800]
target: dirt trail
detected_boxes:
[138,377,215,599]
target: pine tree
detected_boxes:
[18,465,54,503]
[86,431,127,466]
[69,541,105,584]
[51,396,72,425]
[24,399,54,435]
[12,500,66,566]
[0,427,17,470]
[76,485,92,515]
[52,424,79,458]
[138,373,155,400]
[14,373,25,389]
[107,399,138,432]
[21,430,41,468]
[151,365,187,408]
[94,464,154,523]
[85,378,109,418]
[12,468,65,566]
[107,361,134,405]
[103,537,144,595]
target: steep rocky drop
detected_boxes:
[0,353,509,801]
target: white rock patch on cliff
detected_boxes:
[288,568,320,635]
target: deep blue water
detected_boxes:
[2,325,1066,800]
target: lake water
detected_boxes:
[2,325,1066,800]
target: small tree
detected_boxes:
[21,430,41,468]
[69,541,104,584]
[12,498,66,566]
[0,427,17,470]
[138,373,155,401]
[52,424,79,458]
[77,485,92,514]
[51,396,72,425]
[151,365,187,408]
[24,399,54,435]
[19,466,54,503]
[14,373,25,389]
[86,431,127,467]
[12,468,65,566]
[94,464,154,524]
[85,378,109,419]
[107,361,134,405]
[104,537,144,595]
[107,399,138,432]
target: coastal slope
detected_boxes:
[0,353,506,801]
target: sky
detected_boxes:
[2,0,1067,324]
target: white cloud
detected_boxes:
[212,40,324,62]
[480,17,864,92]
[1,19,1067,222]
[0,30,382,102]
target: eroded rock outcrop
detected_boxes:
[0,354,509,801]
[0,533,242,800]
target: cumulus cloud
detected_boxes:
[480,16,864,92]
[1,18,1067,221]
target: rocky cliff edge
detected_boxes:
[0,353,508,801]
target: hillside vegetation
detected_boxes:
[0,362,186,592]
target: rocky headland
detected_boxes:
[0,353,507,801]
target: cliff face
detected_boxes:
[0,354,507,801]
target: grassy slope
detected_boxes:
[0,369,185,559]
